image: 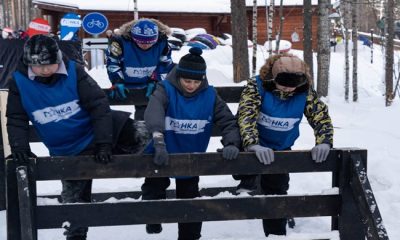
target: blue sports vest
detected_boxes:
[163,80,215,153]
[255,76,307,150]
[121,39,167,88]
[13,61,94,156]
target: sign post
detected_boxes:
[82,38,109,50]
[82,12,109,69]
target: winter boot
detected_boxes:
[146,224,162,234]
[66,235,86,240]
[236,176,257,193]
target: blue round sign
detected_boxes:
[82,12,108,35]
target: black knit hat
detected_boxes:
[23,34,62,66]
[176,47,206,81]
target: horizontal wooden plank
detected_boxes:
[28,123,225,142]
[39,186,241,203]
[36,194,340,229]
[27,150,344,180]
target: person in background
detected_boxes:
[6,34,150,240]
[2,27,15,39]
[142,47,241,240]
[106,18,174,120]
[105,29,113,46]
[376,16,385,36]
[236,53,333,237]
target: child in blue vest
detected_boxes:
[106,18,174,120]
[6,34,150,240]
[237,53,334,237]
[142,47,241,240]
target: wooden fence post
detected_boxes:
[0,90,10,210]
[6,158,21,240]
[0,119,5,210]
[16,166,36,240]
[338,149,365,240]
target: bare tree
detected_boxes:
[230,0,250,82]
[385,0,395,106]
[338,1,351,101]
[267,0,275,56]
[275,0,284,53]
[251,0,257,76]
[303,0,314,81]
[133,0,138,20]
[317,0,331,97]
[341,0,352,29]
[352,0,359,102]
[344,27,350,101]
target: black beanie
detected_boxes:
[23,34,62,66]
[176,47,206,81]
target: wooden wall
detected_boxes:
[40,6,319,50]
[246,6,319,50]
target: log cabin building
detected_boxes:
[32,0,320,50]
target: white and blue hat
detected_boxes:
[130,19,158,44]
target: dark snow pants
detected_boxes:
[134,105,146,120]
[260,173,290,237]
[141,176,202,240]
[233,173,290,236]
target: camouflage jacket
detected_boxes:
[238,77,333,148]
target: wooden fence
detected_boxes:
[0,87,389,240]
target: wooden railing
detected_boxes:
[0,88,389,240]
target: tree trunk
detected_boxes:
[251,0,257,76]
[341,0,352,30]
[317,0,331,97]
[303,0,314,82]
[275,0,284,53]
[344,27,350,102]
[352,0,358,102]
[230,0,250,82]
[10,0,16,29]
[267,0,274,56]
[134,0,138,20]
[385,0,395,106]
[338,3,351,101]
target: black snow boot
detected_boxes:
[146,224,162,234]
[66,236,86,240]
[236,175,258,193]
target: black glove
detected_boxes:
[222,145,240,160]
[95,143,113,164]
[12,150,31,165]
[153,136,169,166]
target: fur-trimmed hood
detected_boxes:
[117,18,171,40]
[259,53,313,93]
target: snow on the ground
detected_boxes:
[1,40,400,239]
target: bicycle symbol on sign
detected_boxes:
[87,19,105,28]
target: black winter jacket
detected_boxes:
[6,57,112,153]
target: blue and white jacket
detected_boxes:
[106,19,174,89]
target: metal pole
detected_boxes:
[370,29,374,64]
